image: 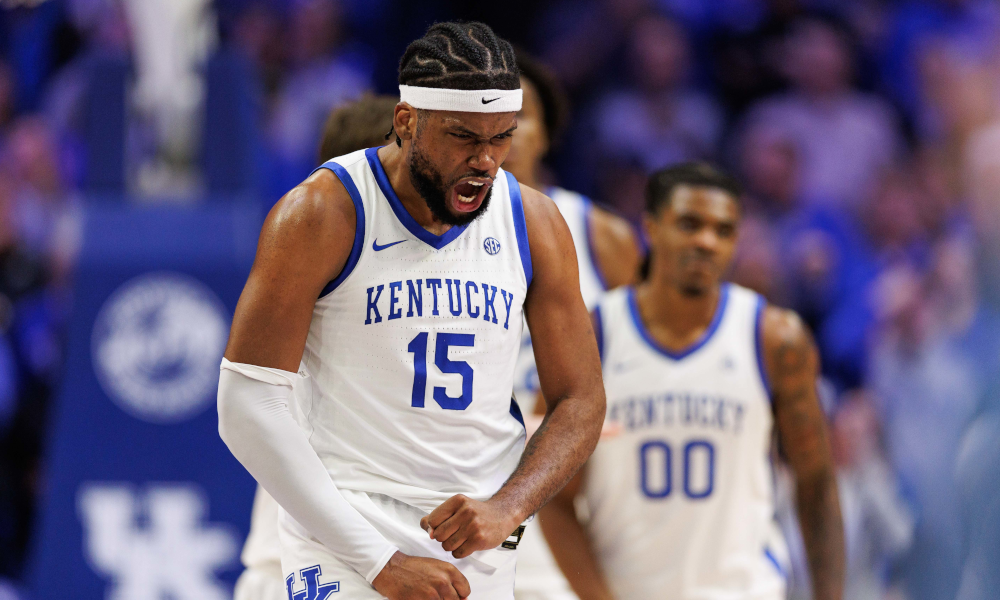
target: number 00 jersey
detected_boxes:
[586,284,788,600]
[291,148,530,513]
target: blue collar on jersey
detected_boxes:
[365,147,470,250]
[626,283,730,361]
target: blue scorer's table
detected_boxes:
[29,202,262,600]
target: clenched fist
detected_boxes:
[420,495,520,559]
[372,551,470,600]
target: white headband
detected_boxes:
[399,85,522,113]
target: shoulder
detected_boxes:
[266,168,356,237]
[518,182,570,246]
[589,205,639,257]
[257,168,358,280]
[759,302,819,382]
[589,205,641,288]
[761,304,814,353]
[518,182,562,223]
[516,183,579,288]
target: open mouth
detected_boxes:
[451,178,492,213]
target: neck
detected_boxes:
[635,265,722,350]
[378,144,454,236]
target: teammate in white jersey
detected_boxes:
[541,163,845,599]
[218,22,605,600]
[233,95,400,600]
[501,51,640,600]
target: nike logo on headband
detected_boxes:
[481,97,501,104]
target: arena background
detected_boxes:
[0,0,998,598]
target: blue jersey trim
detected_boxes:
[592,305,605,363]
[764,547,787,580]
[626,284,730,361]
[364,147,469,250]
[509,397,525,429]
[313,161,366,298]
[581,198,609,290]
[755,295,773,400]
[507,171,533,288]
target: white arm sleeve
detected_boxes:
[217,358,398,583]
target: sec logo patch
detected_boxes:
[483,237,501,255]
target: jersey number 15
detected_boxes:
[407,332,474,410]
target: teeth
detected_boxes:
[469,182,484,187]
[458,195,475,203]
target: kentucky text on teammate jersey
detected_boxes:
[607,393,747,434]
[364,279,517,329]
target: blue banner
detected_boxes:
[28,202,262,600]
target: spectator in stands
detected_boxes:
[594,11,723,171]
[866,237,991,600]
[268,0,372,188]
[741,14,902,210]
[831,390,914,600]
[880,0,1000,136]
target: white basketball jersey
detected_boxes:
[586,284,788,600]
[291,147,530,513]
[514,187,608,598]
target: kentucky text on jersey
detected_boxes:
[607,393,747,434]
[364,279,517,329]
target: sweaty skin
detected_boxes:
[225,102,604,600]
[539,185,844,600]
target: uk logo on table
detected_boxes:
[77,483,239,600]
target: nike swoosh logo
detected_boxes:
[481,97,500,104]
[372,239,406,251]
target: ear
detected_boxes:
[641,212,656,243]
[394,103,418,143]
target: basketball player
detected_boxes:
[541,163,844,599]
[218,22,606,600]
[233,94,400,600]
[502,53,640,600]
[505,50,641,410]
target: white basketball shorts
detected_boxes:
[278,489,517,599]
[234,563,286,600]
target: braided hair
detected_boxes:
[399,21,520,91]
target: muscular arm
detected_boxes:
[504,186,606,516]
[763,306,844,600]
[226,169,354,368]
[223,171,470,599]
[589,206,642,289]
[538,309,615,600]
[422,186,606,558]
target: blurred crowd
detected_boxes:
[1,0,999,599]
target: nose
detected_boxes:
[692,227,719,254]
[468,146,498,173]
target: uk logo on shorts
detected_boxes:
[483,237,501,255]
[286,565,339,600]
[91,272,230,424]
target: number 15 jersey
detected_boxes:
[585,284,788,599]
[291,148,530,514]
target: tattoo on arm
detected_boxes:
[767,309,844,600]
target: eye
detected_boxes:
[493,132,513,141]
[677,217,699,231]
[450,132,473,140]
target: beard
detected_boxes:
[408,144,492,226]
